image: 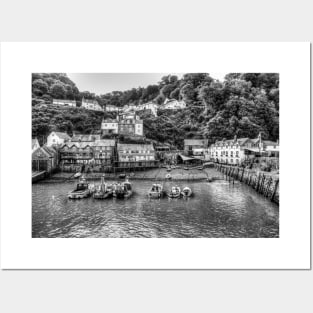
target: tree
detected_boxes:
[32,79,49,96]
[50,82,66,99]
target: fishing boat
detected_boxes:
[119,173,126,179]
[148,183,164,198]
[166,167,172,172]
[181,186,192,197]
[68,176,91,199]
[184,167,189,170]
[167,186,181,198]
[93,176,114,199]
[114,178,133,199]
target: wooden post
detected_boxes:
[240,168,245,182]
[271,179,279,202]
[256,173,261,191]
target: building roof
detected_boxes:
[102,118,118,123]
[82,98,99,104]
[213,138,250,146]
[177,154,197,161]
[32,138,39,149]
[117,143,154,150]
[62,142,93,149]
[32,147,52,159]
[184,139,208,146]
[42,145,57,156]
[94,139,115,147]
[52,132,71,140]
[53,99,76,103]
[71,134,100,142]
[263,140,278,146]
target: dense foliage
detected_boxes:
[32,73,279,148]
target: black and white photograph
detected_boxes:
[32,72,280,238]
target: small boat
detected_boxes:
[68,176,91,199]
[171,165,176,169]
[181,186,192,197]
[148,183,164,198]
[197,166,203,170]
[119,173,126,179]
[114,178,133,199]
[166,167,172,172]
[166,173,172,180]
[93,175,114,199]
[184,167,189,170]
[74,172,82,178]
[167,186,181,198]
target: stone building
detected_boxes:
[101,118,118,136]
[117,112,143,137]
[184,139,208,157]
[116,143,157,169]
[208,134,274,165]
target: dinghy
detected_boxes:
[181,186,192,197]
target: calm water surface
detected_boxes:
[32,176,279,238]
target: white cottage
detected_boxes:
[47,131,71,147]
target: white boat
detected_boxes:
[167,186,181,198]
[181,186,192,197]
[74,172,82,178]
[148,183,164,198]
[114,178,133,199]
[93,175,114,199]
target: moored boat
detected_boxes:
[113,178,133,199]
[74,172,82,178]
[166,173,172,180]
[167,186,181,198]
[148,183,164,198]
[68,176,91,199]
[181,186,192,197]
[93,175,114,199]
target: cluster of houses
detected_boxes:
[32,101,280,174]
[52,98,103,112]
[182,134,279,165]
[101,111,143,137]
[32,112,158,174]
[52,97,187,116]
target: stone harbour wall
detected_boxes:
[215,164,279,204]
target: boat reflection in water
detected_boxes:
[32,179,279,238]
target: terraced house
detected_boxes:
[209,134,271,164]
[81,98,103,111]
[116,143,158,169]
[117,111,143,137]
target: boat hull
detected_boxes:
[93,191,113,199]
[68,190,90,199]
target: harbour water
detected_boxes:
[32,176,279,238]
